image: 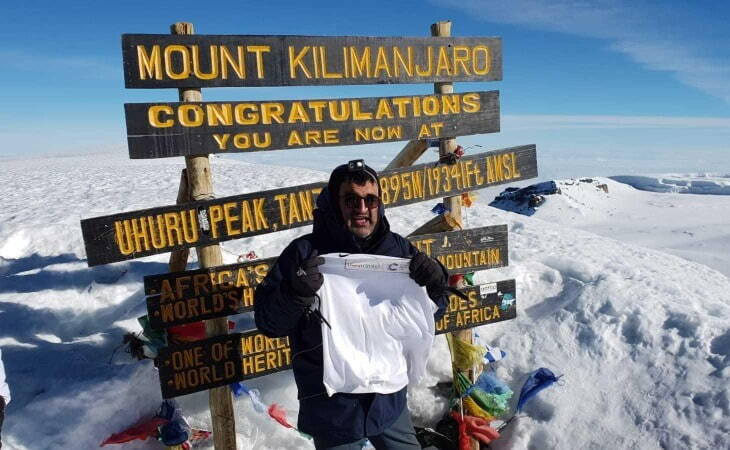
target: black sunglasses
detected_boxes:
[342,194,380,209]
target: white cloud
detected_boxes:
[433,0,730,103]
[503,114,730,130]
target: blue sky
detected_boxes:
[1,0,728,175]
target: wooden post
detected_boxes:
[168,169,191,272]
[432,21,462,227]
[396,21,476,450]
[384,140,429,170]
[432,21,477,450]
[171,22,237,450]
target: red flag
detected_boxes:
[267,404,294,429]
[168,321,235,342]
[100,417,168,446]
[450,411,500,447]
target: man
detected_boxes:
[255,160,451,449]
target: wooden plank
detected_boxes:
[157,333,243,398]
[81,145,536,266]
[155,281,516,398]
[144,225,508,329]
[435,279,516,334]
[125,91,500,159]
[384,139,429,171]
[122,34,502,89]
[146,257,276,329]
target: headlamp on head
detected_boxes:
[347,159,365,172]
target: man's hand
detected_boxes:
[287,251,325,307]
[409,251,446,288]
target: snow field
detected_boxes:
[0,152,728,449]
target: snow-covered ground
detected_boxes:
[489,176,730,277]
[0,151,728,449]
[610,174,730,195]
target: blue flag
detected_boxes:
[516,368,561,412]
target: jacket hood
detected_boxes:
[313,186,389,254]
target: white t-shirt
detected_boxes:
[0,348,10,404]
[317,253,436,396]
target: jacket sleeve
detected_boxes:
[406,242,449,319]
[254,239,313,337]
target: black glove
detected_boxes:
[287,251,325,307]
[409,251,446,288]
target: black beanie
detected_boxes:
[327,159,380,201]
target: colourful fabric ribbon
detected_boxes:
[268,404,295,429]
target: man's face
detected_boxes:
[338,180,380,238]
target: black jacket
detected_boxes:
[254,188,448,445]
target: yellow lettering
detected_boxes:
[436,46,452,75]
[373,46,392,77]
[350,46,372,78]
[329,100,351,121]
[114,221,135,255]
[220,45,245,80]
[472,46,491,75]
[180,210,199,244]
[298,190,314,220]
[323,129,339,143]
[261,103,285,124]
[223,202,241,236]
[234,104,259,125]
[462,93,481,113]
[163,45,190,80]
[247,45,270,79]
[288,46,312,79]
[206,104,233,126]
[148,105,173,128]
[422,96,440,116]
[287,130,303,146]
[452,46,470,76]
[208,205,223,239]
[287,102,310,123]
[319,46,342,78]
[137,45,162,80]
[178,104,204,127]
[418,123,432,138]
[131,217,150,252]
[304,130,322,145]
[392,47,414,77]
[212,133,230,150]
[241,201,255,232]
[351,100,372,120]
[191,45,219,80]
[415,46,433,76]
[147,215,167,249]
[274,194,288,226]
[510,152,521,179]
[308,101,326,122]
[375,99,395,119]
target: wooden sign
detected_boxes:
[146,257,276,329]
[81,145,536,266]
[145,225,508,328]
[125,91,500,159]
[122,34,502,89]
[156,281,516,398]
[435,279,516,334]
[157,333,244,398]
[157,330,293,398]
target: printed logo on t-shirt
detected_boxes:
[344,260,410,273]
